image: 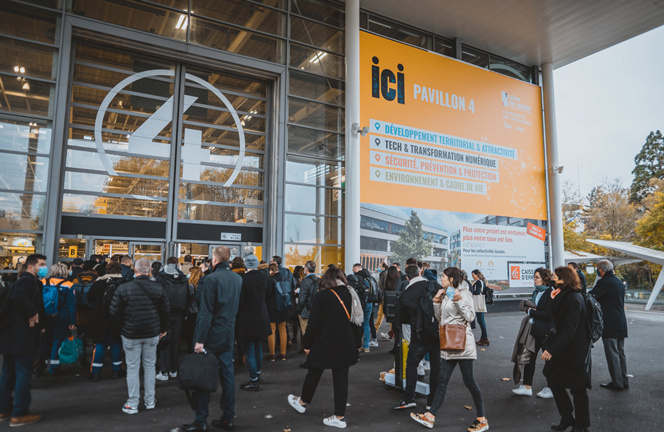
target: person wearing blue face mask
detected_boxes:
[0,253,48,427]
[512,267,555,399]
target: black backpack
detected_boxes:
[417,281,440,340]
[363,275,382,304]
[102,279,119,320]
[484,285,495,305]
[584,292,604,343]
[162,274,189,315]
[0,281,14,332]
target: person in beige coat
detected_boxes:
[410,267,488,432]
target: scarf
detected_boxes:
[532,285,548,303]
[346,285,365,326]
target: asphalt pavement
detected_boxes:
[2,308,662,431]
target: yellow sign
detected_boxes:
[360,32,546,220]
[68,246,78,258]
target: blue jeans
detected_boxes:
[0,355,34,417]
[194,350,234,425]
[363,303,374,349]
[244,341,262,381]
[476,312,488,339]
[91,333,123,375]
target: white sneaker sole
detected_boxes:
[469,425,489,432]
[323,417,347,429]
[288,395,306,414]
[410,413,434,429]
[122,407,138,415]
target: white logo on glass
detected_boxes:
[94,69,245,187]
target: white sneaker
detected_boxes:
[145,400,156,410]
[512,385,532,396]
[122,403,138,414]
[381,332,392,341]
[323,416,347,429]
[421,360,431,371]
[369,340,379,347]
[155,372,169,381]
[169,371,178,379]
[417,365,426,376]
[288,394,306,414]
[537,387,554,399]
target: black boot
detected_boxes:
[551,417,575,431]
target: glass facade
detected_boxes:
[0,0,536,274]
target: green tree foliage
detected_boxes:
[630,130,664,204]
[390,210,432,265]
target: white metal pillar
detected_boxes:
[344,0,361,272]
[542,63,565,268]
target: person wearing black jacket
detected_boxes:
[297,260,319,336]
[155,257,189,381]
[542,267,591,432]
[568,262,587,293]
[393,265,441,411]
[109,258,170,415]
[86,262,124,382]
[287,268,362,429]
[592,259,629,391]
[512,267,554,398]
[235,257,271,391]
[0,254,47,427]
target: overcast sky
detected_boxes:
[554,25,664,198]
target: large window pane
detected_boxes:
[285,184,343,216]
[190,17,285,64]
[368,15,430,49]
[462,46,489,68]
[192,0,287,37]
[64,171,169,197]
[289,70,344,106]
[0,233,40,278]
[290,0,344,28]
[289,97,343,132]
[0,73,54,117]
[290,16,343,54]
[285,214,343,245]
[0,118,51,154]
[62,193,167,218]
[179,183,263,205]
[0,4,60,44]
[290,43,343,79]
[288,125,343,159]
[285,158,343,185]
[0,37,58,81]
[178,202,263,224]
[72,0,187,41]
[0,192,45,230]
[65,148,171,178]
[434,37,455,58]
[0,154,49,193]
[284,244,344,269]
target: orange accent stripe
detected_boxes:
[90,346,97,373]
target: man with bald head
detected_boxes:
[181,247,242,432]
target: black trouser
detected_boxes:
[301,365,349,417]
[429,358,485,417]
[158,315,183,373]
[369,307,377,340]
[523,338,543,386]
[405,340,440,405]
[549,383,589,428]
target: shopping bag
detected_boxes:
[59,330,84,364]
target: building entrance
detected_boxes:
[59,39,269,259]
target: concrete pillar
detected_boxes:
[344,0,361,272]
[541,63,565,268]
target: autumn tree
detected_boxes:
[390,210,432,265]
[635,184,664,251]
[582,178,638,241]
[562,181,588,251]
[630,130,664,204]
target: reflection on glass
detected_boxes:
[179,182,264,205]
[0,192,45,230]
[0,119,51,154]
[58,238,86,259]
[288,125,343,159]
[0,74,54,117]
[289,70,344,106]
[290,0,344,28]
[284,214,343,245]
[0,154,49,192]
[285,158,343,185]
[62,193,167,218]
[0,233,40,277]
[284,243,344,270]
[289,43,343,79]
[289,97,343,132]
[191,0,287,37]
[285,184,342,216]
[367,15,430,49]
[0,4,59,44]
[63,172,169,197]
[178,202,263,224]
[0,37,58,81]
[290,16,343,53]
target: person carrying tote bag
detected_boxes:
[410,267,489,432]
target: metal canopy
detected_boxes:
[586,239,664,311]
[360,0,664,68]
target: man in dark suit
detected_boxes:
[591,259,629,391]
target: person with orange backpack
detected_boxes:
[40,263,77,376]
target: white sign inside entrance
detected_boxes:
[94,69,246,187]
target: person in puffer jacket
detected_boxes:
[109,258,170,415]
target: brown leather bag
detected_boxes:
[439,324,467,350]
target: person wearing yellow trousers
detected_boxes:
[267,263,289,360]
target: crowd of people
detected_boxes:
[0,251,629,432]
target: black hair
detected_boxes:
[405,265,420,280]
[568,262,579,270]
[272,255,282,265]
[443,267,464,288]
[25,254,46,269]
[166,256,178,265]
[406,257,417,266]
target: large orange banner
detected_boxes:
[360,32,547,220]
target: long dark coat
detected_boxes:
[235,270,272,347]
[302,285,362,369]
[544,289,592,389]
[591,272,628,339]
[0,272,45,356]
[529,287,554,339]
[87,274,124,342]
